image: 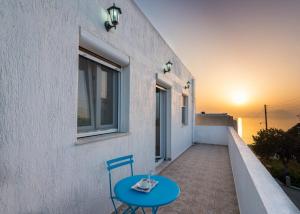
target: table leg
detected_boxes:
[129,206,139,214]
[122,206,138,214]
[152,207,159,214]
[141,207,146,214]
[122,206,131,214]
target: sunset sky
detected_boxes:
[135,0,300,122]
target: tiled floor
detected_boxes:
[118,144,240,214]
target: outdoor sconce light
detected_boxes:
[164,61,173,73]
[105,3,122,32]
[184,81,191,89]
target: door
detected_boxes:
[156,86,167,162]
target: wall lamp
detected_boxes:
[105,3,122,32]
[184,81,191,89]
[164,61,173,73]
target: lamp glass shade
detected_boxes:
[108,4,122,26]
[166,61,172,71]
[110,8,119,25]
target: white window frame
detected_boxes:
[77,50,121,138]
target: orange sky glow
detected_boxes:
[136,0,300,122]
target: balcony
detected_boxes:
[118,127,298,214]
[193,126,299,214]
[158,143,239,213]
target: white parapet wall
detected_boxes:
[193,125,299,213]
[193,126,229,145]
[227,127,299,214]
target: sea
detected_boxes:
[240,117,299,144]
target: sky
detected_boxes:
[135,0,300,121]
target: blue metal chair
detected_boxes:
[106,155,145,214]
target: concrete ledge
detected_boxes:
[227,127,299,214]
[76,132,130,145]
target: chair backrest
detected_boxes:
[106,155,134,198]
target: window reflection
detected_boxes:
[78,57,91,127]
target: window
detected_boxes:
[182,95,188,125]
[77,52,119,137]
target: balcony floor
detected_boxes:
[119,144,239,213]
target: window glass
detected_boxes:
[77,55,119,136]
[101,70,108,99]
[182,95,188,125]
[78,57,91,127]
[100,66,118,126]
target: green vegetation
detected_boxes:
[250,127,300,188]
[261,159,300,187]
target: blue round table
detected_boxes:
[114,175,180,214]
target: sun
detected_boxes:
[232,91,248,105]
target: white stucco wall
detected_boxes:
[227,128,299,214]
[193,126,228,145]
[0,1,194,213]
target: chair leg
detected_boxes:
[111,198,118,214]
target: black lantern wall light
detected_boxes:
[105,3,122,32]
[164,61,173,73]
[184,81,191,89]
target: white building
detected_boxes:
[0,1,194,213]
[1,1,299,214]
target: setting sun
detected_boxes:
[232,91,248,105]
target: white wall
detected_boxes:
[193,126,228,145]
[0,1,194,213]
[227,128,299,214]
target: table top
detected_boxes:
[114,175,180,207]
